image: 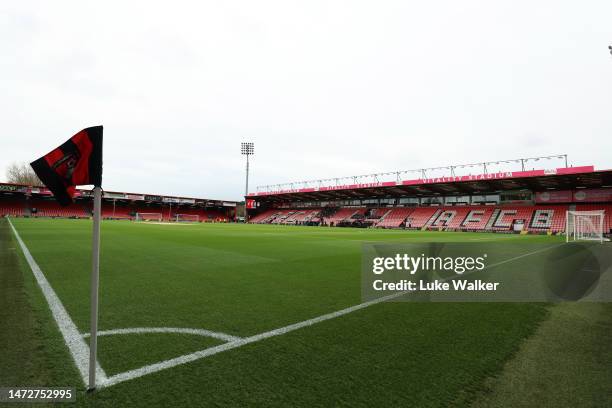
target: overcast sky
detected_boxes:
[2,1,611,200]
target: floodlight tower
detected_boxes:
[241,142,254,222]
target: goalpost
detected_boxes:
[175,214,200,223]
[566,210,605,243]
[135,213,163,222]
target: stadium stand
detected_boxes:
[460,207,495,231]
[367,208,390,220]
[169,207,223,222]
[103,204,231,222]
[2,163,610,235]
[421,205,568,232]
[283,209,320,224]
[246,203,601,235]
[204,209,229,222]
[324,208,365,226]
[489,206,535,231]
[101,203,133,219]
[528,205,568,232]
[270,210,295,224]
[30,200,88,218]
[429,207,473,230]
[248,209,276,223]
[376,207,414,228]
[246,162,612,235]
[405,207,440,229]
[0,199,26,217]
[312,207,337,224]
[0,183,236,222]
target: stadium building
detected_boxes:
[246,159,612,237]
[0,183,237,222]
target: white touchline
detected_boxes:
[102,244,562,389]
[7,218,108,387]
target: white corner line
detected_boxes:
[101,243,562,389]
[82,327,242,343]
[102,290,402,388]
[7,217,108,387]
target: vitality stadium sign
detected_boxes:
[249,166,595,196]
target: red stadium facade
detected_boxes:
[246,164,612,236]
[0,183,237,222]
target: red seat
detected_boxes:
[376,208,414,228]
[405,207,440,229]
[0,199,26,217]
[30,200,87,218]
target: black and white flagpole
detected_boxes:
[88,185,102,390]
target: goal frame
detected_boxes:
[175,214,200,223]
[135,212,163,222]
[566,210,605,243]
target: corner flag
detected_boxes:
[30,126,103,206]
[30,126,104,391]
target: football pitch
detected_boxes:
[1,218,610,407]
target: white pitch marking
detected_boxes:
[8,217,561,390]
[7,218,108,386]
[102,242,562,388]
[82,327,242,343]
[101,290,403,388]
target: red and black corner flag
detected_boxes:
[31,126,103,206]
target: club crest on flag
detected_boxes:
[50,150,81,183]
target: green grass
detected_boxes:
[0,219,54,387]
[1,218,606,407]
[470,302,612,408]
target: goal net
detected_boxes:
[566,210,605,243]
[135,213,163,222]
[175,214,200,223]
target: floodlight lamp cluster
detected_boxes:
[241,142,254,155]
